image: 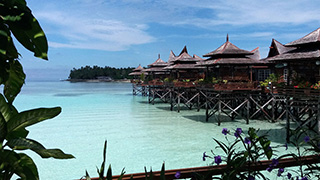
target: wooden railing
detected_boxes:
[86,155,320,180]
[214,82,258,91]
[279,87,320,96]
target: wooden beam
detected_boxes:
[85,155,320,180]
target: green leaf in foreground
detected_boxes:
[4,60,25,104]
[7,107,61,133]
[7,137,74,159]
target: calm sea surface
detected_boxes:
[12,81,289,179]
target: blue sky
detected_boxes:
[19,0,320,81]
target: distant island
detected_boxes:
[67,65,134,82]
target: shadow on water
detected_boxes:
[184,113,290,144]
[123,93,136,96]
[136,100,150,104]
[257,126,287,145]
[156,106,172,111]
[183,114,242,124]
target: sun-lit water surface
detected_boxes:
[12,81,290,179]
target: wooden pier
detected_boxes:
[132,83,320,141]
[132,83,148,96]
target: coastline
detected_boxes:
[63,79,131,83]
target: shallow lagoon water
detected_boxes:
[12,81,290,179]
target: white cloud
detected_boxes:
[35,6,155,51]
[31,0,320,52]
[164,0,320,27]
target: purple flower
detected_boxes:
[214,155,222,165]
[202,152,209,161]
[287,172,292,179]
[271,158,279,167]
[304,136,310,143]
[175,171,181,179]
[266,167,273,172]
[248,175,255,180]
[277,168,284,177]
[300,177,308,180]
[267,158,279,172]
[244,137,251,144]
[222,128,228,135]
[234,128,242,138]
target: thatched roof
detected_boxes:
[200,57,264,66]
[165,46,204,70]
[247,47,261,60]
[193,54,204,60]
[129,64,148,76]
[266,28,320,62]
[144,55,168,74]
[148,55,168,67]
[168,50,176,64]
[286,28,320,47]
[203,35,253,57]
[200,37,262,66]
[265,48,320,62]
[170,46,203,64]
[164,63,205,70]
[132,64,144,72]
[267,39,295,58]
[144,67,168,72]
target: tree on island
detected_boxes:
[69,65,134,80]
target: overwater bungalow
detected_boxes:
[144,54,169,81]
[200,35,264,89]
[129,64,147,78]
[130,29,320,144]
[266,28,320,85]
[164,46,205,81]
[129,64,149,87]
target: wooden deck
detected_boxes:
[133,83,320,141]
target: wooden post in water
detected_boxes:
[246,94,250,124]
[205,90,209,122]
[286,96,290,142]
[218,94,221,126]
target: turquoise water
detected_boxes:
[11,81,289,179]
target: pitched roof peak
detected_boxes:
[203,38,253,57]
[286,27,320,46]
[179,46,188,56]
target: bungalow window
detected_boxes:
[258,69,271,81]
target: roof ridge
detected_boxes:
[251,47,259,52]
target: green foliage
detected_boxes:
[204,127,320,180]
[0,1,74,179]
[69,66,134,80]
[212,77,219,84]
[140,73,145,81]
[163,77,173,82]
[205,128,275,179]
[284,128,320,179]
[0,93,74,179]
[84,141,168,180]
[260,73,280,87]
[84,141,126,180]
